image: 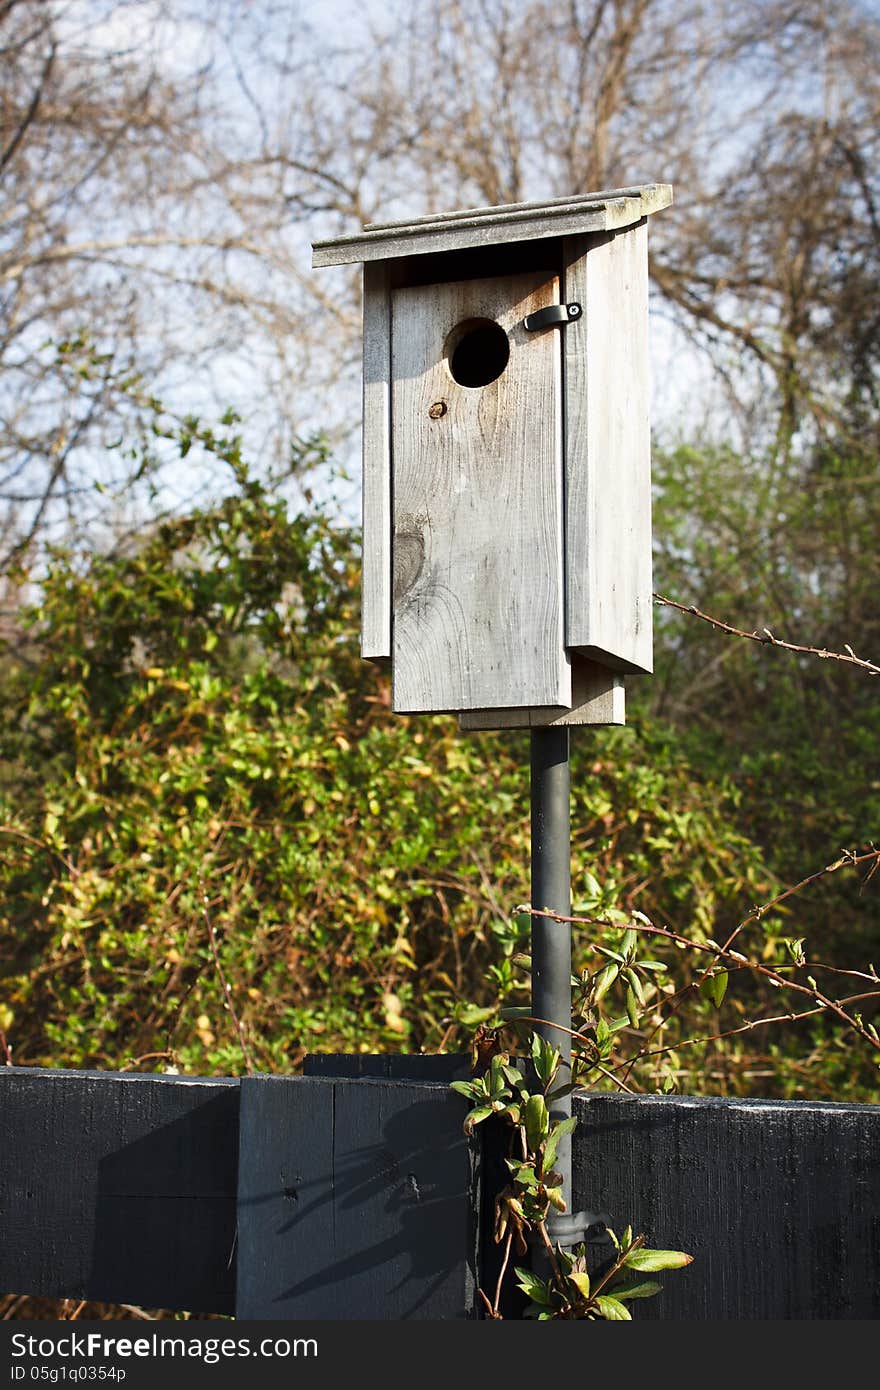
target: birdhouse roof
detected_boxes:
[312,184,672,269]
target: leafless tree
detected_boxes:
[0,0,358,572]
[1,0,877,575]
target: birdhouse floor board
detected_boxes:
[459,668,624,728]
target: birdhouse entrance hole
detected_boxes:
[446,317,509,388]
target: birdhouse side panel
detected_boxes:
[390,273,569,713]
[361,262,393,662]
[564,223,653,674]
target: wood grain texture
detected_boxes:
[564,222,653,673]
[361,262,393,660]
[236,1075,480,1320]
[459,657,625,728]
[391,272,568,713]
[573,1091,880,1319]
[312,185,673,267]
[0,1069,238,1313]
[365,184,672,232]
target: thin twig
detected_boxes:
[494,1231,514,1316]
[587,1233,646,1303]
[522,846,880,1061]
[536,1220,564,1285]
[199,882,255,1074]
[0,823,80,877]
[654,593,880,676]
[633,846,879,1075]
[120,1051,177,1072]
[615,988,880,1073]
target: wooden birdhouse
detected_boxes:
[312,184,672,729]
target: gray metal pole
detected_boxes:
[530,727,573,1261]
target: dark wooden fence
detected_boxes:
[2,1059,879,1319]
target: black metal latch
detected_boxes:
[523,302,582,332]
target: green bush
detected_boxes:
[0,421,874,1098]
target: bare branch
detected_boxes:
[654,592,880,676]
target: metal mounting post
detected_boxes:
[530,729,609,1272]
[530,728,573,1269]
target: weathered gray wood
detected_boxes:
[312,185,672,267]
[573,1091,880,1319]
[0,1069,238,1313]
[459,658,625,729]
[563,223,653,673]
[361,261,392,661]
[365,184,673,233]
[236,1075,479,1320]
[391,272,568,714]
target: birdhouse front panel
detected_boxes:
[390,272,569,714]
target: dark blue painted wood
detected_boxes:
[0,1068,238,1313]
[304,1052,471,1082]
[235,1075,480,1319]
[3,1062,879,1320]
[572,1091,880,1319]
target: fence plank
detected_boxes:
[303,1053,471,1082]
[236,1075,480,1320]
[0,1068,238,1313]
[573,1091,880,1319]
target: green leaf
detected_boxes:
[613,1281,663,1301]
[626,985,640,1029]
[620,929,637,959]
[568,1270,591,1299]
[449,1080,477,1100]
[700,970,728,1008]
[462,1104,494,1134]
[457,1004,497,1026]
[625,1248,694,1272]
[582,871,602,903]
[593,962,619,1001]
[624,967,645,1006]
[531,1032,560,1086]
[542,1115,577,1174]
[524,1093,550,1152]
[596,946,625,964]
[500,1062,526,1089]
[545,1081,576,1104]
[514,1267,552,1305]
[595,1295,632,1320]
[488,1053,512,1098]
[546,1182,566,1210]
